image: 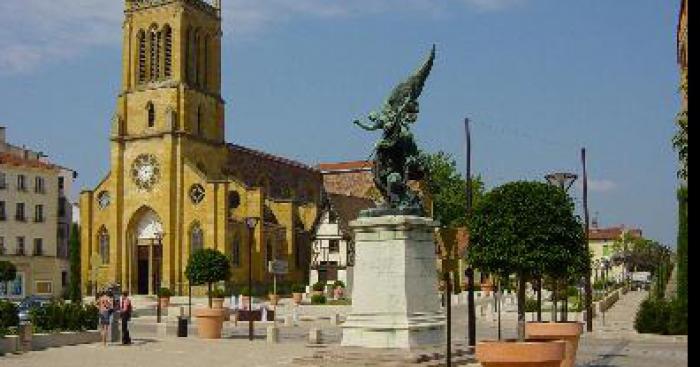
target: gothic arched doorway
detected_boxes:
[127,207,164,295]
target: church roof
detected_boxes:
[227,144,319,173]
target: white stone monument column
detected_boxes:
[341,216,446,350]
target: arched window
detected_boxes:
[203,35,210,88]
[163,25,172,78]
[146,102,155,128]
[149,26,160,81]
[98,227,110,264]
[186,28,193,83]
[137,30,146,83]
[193,31,201,85]
[190,223,204,254]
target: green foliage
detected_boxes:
[312,282,326,292]
[467,181,587,280]
[209,287,227,299]
[673,110,688,180]
[185,249,231,286]
[292,284,306,293]
[28,301,98,333]
[524,298,540,313]
[239,286,252,297]
[626,238,672,275]
[0,300,19,336]
[68,223,82,303]
[311,294,327,305]
[0,261,17,283]
[157,287,173,298]
[333,280,346,289]
[676,188,688,304]
[425,152,484,228]
[667,298,688,335]
[635,298,670,334]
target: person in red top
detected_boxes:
[120,291,133,345]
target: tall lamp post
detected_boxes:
[464,118,476,348]
[545,172,578,322]
[245,217,260,342]
[155,232,164,324]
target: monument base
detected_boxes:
[341,215,446,350]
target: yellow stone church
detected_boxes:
[80,0,322,296]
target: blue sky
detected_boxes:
[0,0,682,245]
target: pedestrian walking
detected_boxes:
[98,290,114,346]
[120,290,133,345]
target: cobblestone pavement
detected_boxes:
[0,291,686,367]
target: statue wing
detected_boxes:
[387,45,436,108]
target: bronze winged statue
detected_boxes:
[353,45,436,216]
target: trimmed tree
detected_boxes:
[0,261,17,284]
[185,249,231,308]
[68,223,82,303]
[468,181,587,340]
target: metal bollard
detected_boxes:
[110,311,121,343]
[18,322,33,353]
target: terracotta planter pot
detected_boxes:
[211,298,225,309]
[194,308,226,339]
[526,322,584,367]
[268,294,279,306]
[476,340,565,367]
[292,293,303,305]
[482,284,494,297]
[159,297,170,309]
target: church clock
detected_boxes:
[131,154,161,191]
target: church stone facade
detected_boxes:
[80,0,321,296]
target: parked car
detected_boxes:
[17,296,51,323]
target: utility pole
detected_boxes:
[582,148,593,333]
[464,118,476,348]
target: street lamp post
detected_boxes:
[245,217,260,342]
[155,232,164,324]
[545,172,578,323]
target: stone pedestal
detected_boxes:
[341,216,446,350]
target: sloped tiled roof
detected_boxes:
[589,226,642,241]
[318,161,373,172]
[0,152,58,171]
[327,193,376,236]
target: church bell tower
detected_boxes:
[115,0,225,143]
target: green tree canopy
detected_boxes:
[467,181,588,339]
[0,261,17,283]
[185,248,231,307]
[467,181,587,279]
[425,151,484,228]
[68,223,82,302]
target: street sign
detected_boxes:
[268,260,289,275]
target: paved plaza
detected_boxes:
[0,291,687,367]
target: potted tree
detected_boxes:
[527,221,589,367]
[157,287,173,309]
[291,284,305,305]
[469,182,573,366]
[209,287,227,309]
[312,281,325,297]
[185,249,231,339]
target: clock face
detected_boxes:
[131,154,161,191]
[97,191,111,210]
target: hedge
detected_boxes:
[29,301,99,333]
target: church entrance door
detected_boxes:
[128,207,165,296]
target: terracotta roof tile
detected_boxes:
[0,152,58,171]
[588,226,642,241]
[318,161,373,172]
